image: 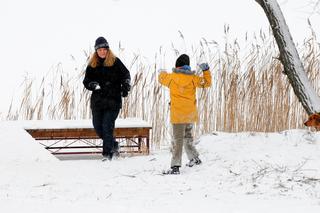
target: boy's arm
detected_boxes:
[194,70,212,88]
[158,71,172,88]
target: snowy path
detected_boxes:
[1,125,320,212]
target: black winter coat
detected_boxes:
[83,57,131,110]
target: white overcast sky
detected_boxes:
[0,0,319,114]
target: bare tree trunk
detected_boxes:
[256,0,320,115]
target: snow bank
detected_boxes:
[1,125,320,212]
[0,124,57,163]
[199,130,320,200]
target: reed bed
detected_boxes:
[5,30,320,149]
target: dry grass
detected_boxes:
[5,29,320,149]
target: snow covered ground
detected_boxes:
[1,123,320,212]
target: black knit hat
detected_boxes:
[175,54,190,67]
[94,37,109,50]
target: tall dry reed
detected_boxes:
[5,29,320,149]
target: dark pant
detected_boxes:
[92,108,120,156]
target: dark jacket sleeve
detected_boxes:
[83,65,96,91]
[117,58,131,92]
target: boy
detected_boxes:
[159,54,212,174]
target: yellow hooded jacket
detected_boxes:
[159,69,211,124]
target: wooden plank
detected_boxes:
[25,126,151,155]
[26,127,151,140]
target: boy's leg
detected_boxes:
[170,124,185,168]
[184,123,199,160]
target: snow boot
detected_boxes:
[113,150,120,158]
[186,157,202,167]
[102,153,113,161]
[162,166,180,175]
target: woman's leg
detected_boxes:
[92,108,104,139]
[101,109,120,157]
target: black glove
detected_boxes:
[123,83,131,91]
[122,80,131,91]
[121,90,128,97]
[88,81,101,90]
[121,80,131,98]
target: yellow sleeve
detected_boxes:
[193,70,212,88]
[158,72,172,88]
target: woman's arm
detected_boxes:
[83,66,100,91]
[117,58,131,96]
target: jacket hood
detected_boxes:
[172,65,195,75]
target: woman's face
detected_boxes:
[96,48,108,58]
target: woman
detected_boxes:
[83,36,131,161]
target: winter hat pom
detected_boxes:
[94,37,109,50]
[175,54,190,67]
